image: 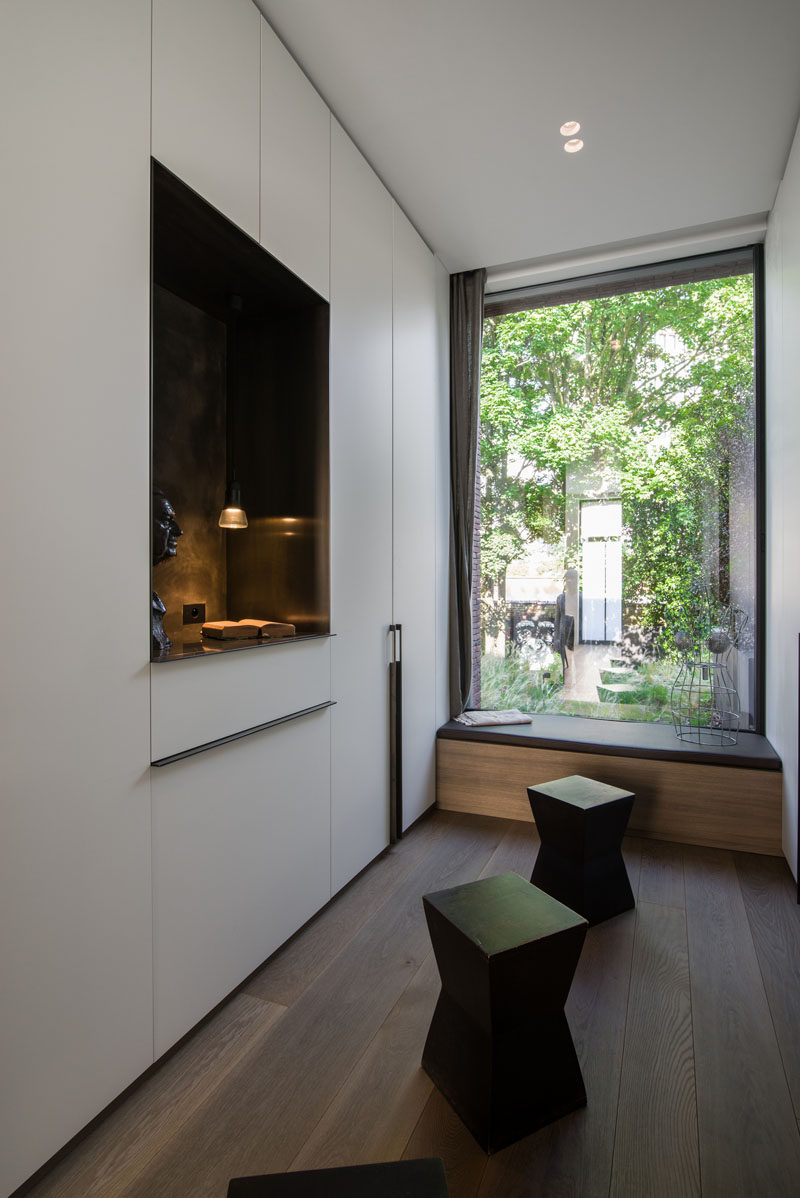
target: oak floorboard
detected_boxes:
[638,838,686,909]
[478,903,637,1198]
[684,846,800,1196]
[297,817,535,1193]
[403,1089,487,1198]
[289,952,439,1170]
[245,809,457,1006]
[25,994,286,1198]
[622,834,643,900]
[118,815,505,1198]
[290,817,540,1172]
[25,813,800,1198]
[610,902,699,1198]
[736,852,800,1126]
[356,819,538,1194]
[478,817,538,880]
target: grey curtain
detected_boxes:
[449,267,486,717]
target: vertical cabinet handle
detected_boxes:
[389,623,403,843]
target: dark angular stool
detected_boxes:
[421,872,588,1154]
[527,774,635,926]
[227,1158,449,1196]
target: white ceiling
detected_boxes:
[255,0,800,275]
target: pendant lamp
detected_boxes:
[219,473,248,529]
[219,294,248,530]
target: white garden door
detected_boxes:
[581,501,623,642]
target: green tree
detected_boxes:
[480,275,754,650]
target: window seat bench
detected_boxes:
[436,715,782,856]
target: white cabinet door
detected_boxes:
[260,18,330,298]
[151,708,332,1055]
[151,637,332,761]
[0,4,153,1193]
[330,121,394,892]
[152,0,261,238]
[392,208,442,829]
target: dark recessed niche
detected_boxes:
[151,160,330,661]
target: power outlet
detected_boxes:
[183,603,206,625]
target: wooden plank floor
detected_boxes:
[22,811,800,1198]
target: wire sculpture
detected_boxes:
[669,579,747,746]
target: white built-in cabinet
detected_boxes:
[260,21,331,298]
[392,207,444,828]
[0,4,154,1195]
[149,638,332,1052]
[151,705,332,1055]
[328,132,450,875]
[150,636,332,762]
[152,0,261,238]
[329,120,395,892]
[0,2,447,1193]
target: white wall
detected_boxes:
[765,112,800,880]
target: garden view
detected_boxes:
[477,268,757,726]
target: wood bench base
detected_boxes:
[437,738,782,856]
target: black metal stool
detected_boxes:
[421,872,588,1154]
[227,1158,449,1196]
[527,774,635,925]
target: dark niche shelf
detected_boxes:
[150,160,330,662]
[151,631,334,664]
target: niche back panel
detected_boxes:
[226,307,330,632]
[151,160,330,658]
[152,285,227,645]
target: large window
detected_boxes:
[477,250,760,731]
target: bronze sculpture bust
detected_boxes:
[152,487,182,654]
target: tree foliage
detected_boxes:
[480,274,755,648]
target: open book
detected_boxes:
[201,619,296,640]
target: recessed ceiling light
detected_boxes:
[564,138,584,153]
[560,120,581,137]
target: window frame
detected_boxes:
[479,244,766,733]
